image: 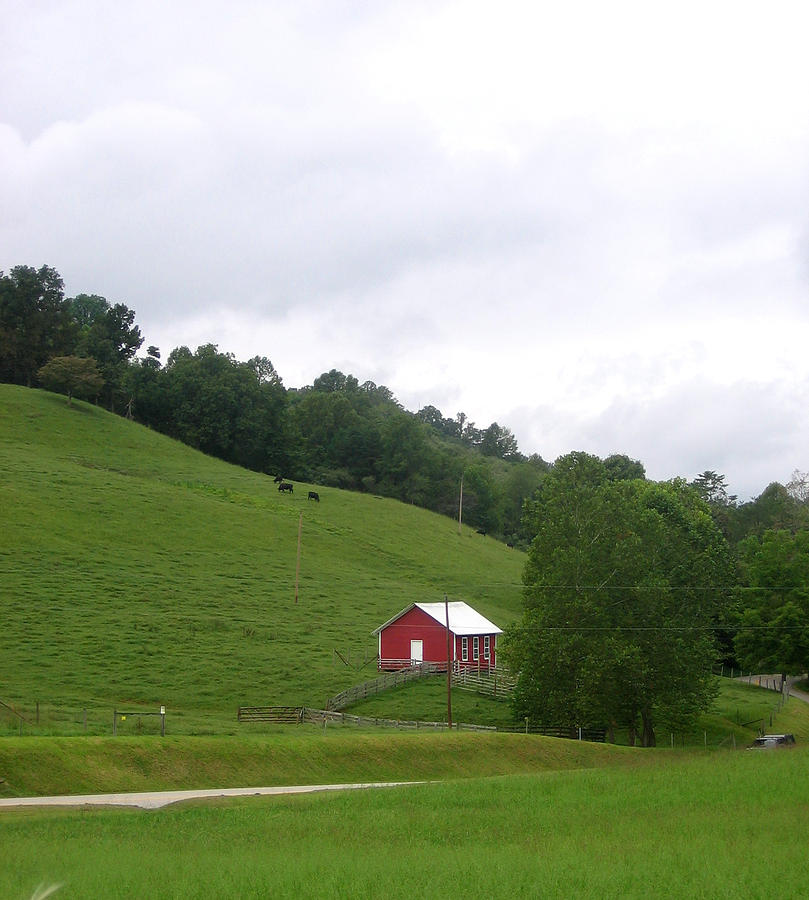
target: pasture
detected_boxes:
[3,747,808,898]
[0,384,524,734]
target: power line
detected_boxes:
[521,624,809,632]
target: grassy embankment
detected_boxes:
[3,674,805,798]
[3,748,809,898]
[0,384,524,735]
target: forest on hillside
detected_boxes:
[4,262,809,741]
[2,264,809,546]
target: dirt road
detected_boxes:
[0,782,421,810]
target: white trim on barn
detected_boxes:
[372,601,503,637]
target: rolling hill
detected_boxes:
[0,384,526,733]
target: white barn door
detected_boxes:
[410,640,423,665]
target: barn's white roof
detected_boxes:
[372,601,502,636]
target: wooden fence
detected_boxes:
[325,663,442,711]
[237,705,494,731]
[302,708,495,731]
[237,706,304,724]
[499,723,606,741]
[452,667,516,698]
[325,663,516,711]
[236,706,609,739]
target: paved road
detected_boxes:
[0,782,421,811]
[735,673,809,704]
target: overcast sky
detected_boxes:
[2,0,808,499]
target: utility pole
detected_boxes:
[457,472,464,534]
[294,512,303,604]
[445,593,453,729]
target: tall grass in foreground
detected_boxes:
[3,750,808,898]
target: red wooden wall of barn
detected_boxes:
[378,606,497,669]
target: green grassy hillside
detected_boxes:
[0,385,525,733]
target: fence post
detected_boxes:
[113,710,117,736]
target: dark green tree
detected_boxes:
[37,355,104,405]
[140,344,286,473]
[504,452,733,746]
[0,265,74,386]
[502,458,549,543]
[68,293,110,329]
[76,301,143,410]
[460,463,503,534]
[312,369,359,393]
[726,483,809,543]
[690,470,736,506]
[479,422,521,460]
[604,453,646,482]
[734,529,809,678]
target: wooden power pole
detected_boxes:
[445,593,453,729]
[294,512,303,604]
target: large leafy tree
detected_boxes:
[734,529,809,678]
[604,453,646,482]
[74,298,143,410]
[37,355,104,405]
[726,483,809,543]
[504,452,733,746]
[479,422,521,460]
[68,293,110,329]
[0,265,74,386]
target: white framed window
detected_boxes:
[473,636,479,661]
[461,636,468,661]
[484,635,490,660]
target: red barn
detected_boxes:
[373,601,503,671]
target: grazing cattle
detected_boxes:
[308,491,320,502]
[476,528,486,536]
[273,474,284,483]
[278,482,293,493]
[506,542,514,549]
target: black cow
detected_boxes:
[273,474,284,483]
[278,482,293,493]
[476,528,486,536]
[308,491,320,502]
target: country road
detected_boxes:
[0,782,422,811]
[735,673,809,704]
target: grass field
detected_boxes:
[0,384,524,733]
[2,683,807,800]
[0,731,643,797]
[3,747,808,898]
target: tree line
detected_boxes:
[0,264,552,539]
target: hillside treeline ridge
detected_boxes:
[2,262,808,546]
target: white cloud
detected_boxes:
[2,0,809,499]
